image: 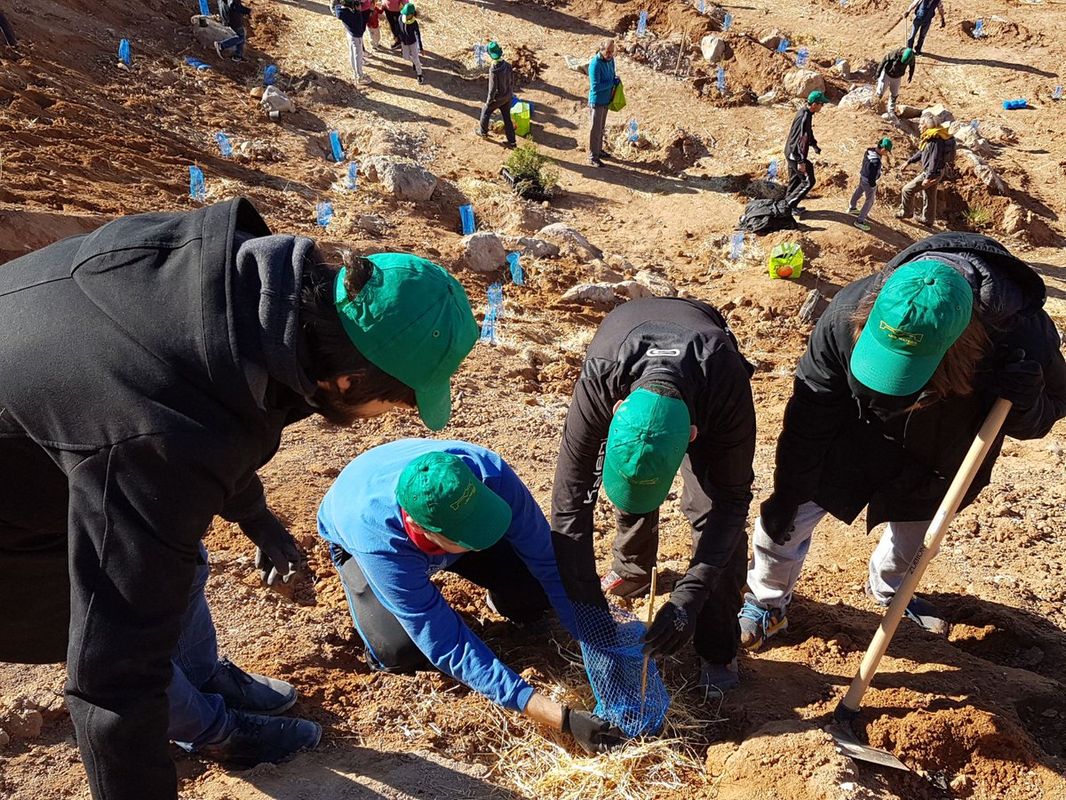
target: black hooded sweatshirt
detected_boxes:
[0,199,322,800]
[770,233,1066,528]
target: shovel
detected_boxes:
[828,398,1012,770]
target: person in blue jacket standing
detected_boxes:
[587,37,618,168]
[905,0,946,55]
[317,439,626,753]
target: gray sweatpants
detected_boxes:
[745,501,930,610]
[589,104,609,159]
[849,179,876,223]
[875,73,902,115]
[900,174,938,224]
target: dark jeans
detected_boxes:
[328,539,550,672]
[219,25,246,57]
[785,158,815,207]
[479,97,516,143]
[383,9,401,43]
[907,17,932,53]
[0,12,16,46]
[610,456,746,665]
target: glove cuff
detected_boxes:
[561,706,572,734]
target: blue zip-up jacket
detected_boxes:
[317,439,578,712]
[859,147,883,186]
[588,52,616,107]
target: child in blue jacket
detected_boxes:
[317,438,626,753]
[848,137,892,231]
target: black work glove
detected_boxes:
[997,349,1043,412]
[642,599,698,658]
[238,508,305,586]
[760,493,800,545]
[562,707,626,754]
[813,145,822,155]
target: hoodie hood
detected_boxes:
[232,234,319,408]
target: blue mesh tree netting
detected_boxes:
[574,603,670,738]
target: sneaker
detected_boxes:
[698,657,739,694]
[214,41,224,58]
[231,55,244,63]
[895,210,909,220]
[854,221,871,231]
[358,74,372,85]
[473,127,488,139]
[864,583,949,636]
[200,658,297,716]
[600,569,650,599]
[738,600,788,651]
[484,591,546,630]
[504,141,516,149]
[790,204,807,215]
[847,207,860,215]
[588,156,603,168]
[416,73,424,85]
[193,710,321,767]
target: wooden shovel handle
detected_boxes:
[838,398,1012,715]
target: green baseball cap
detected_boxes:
[487,41,503,60]
[602,388,691,515]
[851,259,973,396]
[400,2,416,14]
[879,137,893,151]
[397,451,513,551]
[808,90,829,105]
[902,47,914,63]
[334,253,478,431]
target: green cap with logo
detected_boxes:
[851,259,973,396]
[396,451,513,551]
[487,41,503,60]
[602,387,691,515]
[334,253,478,431]
[808,90,829,105]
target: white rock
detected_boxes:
[759,31,784,50]
[757,90,779,106]
[1001,203,1028,235]
[837,85,874,110]
[361,156,438,202]
[356,214,390,236]
[536,223,603,261]
[782,69,825,98]
[700,35,727,64]
[461,231,507,273]
[961,150,1006,194]
[633,269,678,296]
[559,283,619,305]
[260,85,295,114]
[512,236,561,259]
[615,280,656,300]
[921,103,954,126]
[831,59,850,77]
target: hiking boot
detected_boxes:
[589,156,603,168]
[201,658,297,716]
[865,583,949,636]
[790,204,807,215]
[416,73,425,85]
[847,206,860,215]
[895,210,909,219]
[854,221,871,231]
[504,141,516,149]
[484,591,546,631]
[358,74,372,85]
[231,55,244,63]
[193,710,321,767]
[698,657,739,694]
[600,569,650,599]
[473,127,488,139]
[738,600,788,651]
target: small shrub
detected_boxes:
[964,206,992,229]
[503,143,559,197]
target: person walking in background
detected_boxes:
[334,0,372,85]
[848,137,893,231]
[587,37,617,168]
[397,2,424,85]
[474,42,516,148]
[0,10,16,47]
[737,234,1065,652]
[366,0,381,50]
[898,119,954,226]
[215,0,252,61]
[875,46,916,119]
[381,0,403,49]
[905,0,946,55]
[783,90,827,216]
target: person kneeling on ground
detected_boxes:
[551,297,757,693]
[739,233,1066,651]
[474,41,516,148]
[317,439,627,754]
[847,137,893,232]
[215,0,252,62]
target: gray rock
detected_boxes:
[191,16,234,50]
[757,89,780,106]
[615,280,656,300]
[461,231,507,273]
[536,223,603,261]
[559,282,619,306]
[837,85,874,110]
[700,35,727,64]
[961,150,1006,194]
[511,236,560,259]
[361,156,438,202]
[356,214,390,236]
[782,69,826,98]
[633,269,677,296]
[921,103,955,126]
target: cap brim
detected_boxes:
[601,455,672,515]
[446,482,513,551]
[416,379,452,432]
[851,330,941,396]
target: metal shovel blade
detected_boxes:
[827,721,910,771]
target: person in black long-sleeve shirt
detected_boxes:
[551,297,756,691]
[875,46,916,118]
[216,0,252,60]
[0,199,478,800]
[475,41,516,147]
[783,90,827,214]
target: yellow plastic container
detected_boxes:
[768,241,804,279]
[510,102,531,138]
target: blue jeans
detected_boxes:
[166,544,230,748]
[219,26,246,57]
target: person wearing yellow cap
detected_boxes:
[551,297,757,692]
[739,234,1065,652]
[0,198,478,800]
[317,439,626,753]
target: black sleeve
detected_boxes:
[550,376,614,608]
[220,470,268,522]
[905,150,922,167]
[486,65,498,102]
[807,112,818,151]
[672,352,755,604]
[64,433,230,800]
[773,307,856,505]
[907,57,916,82]
[1001,312,1066,440]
